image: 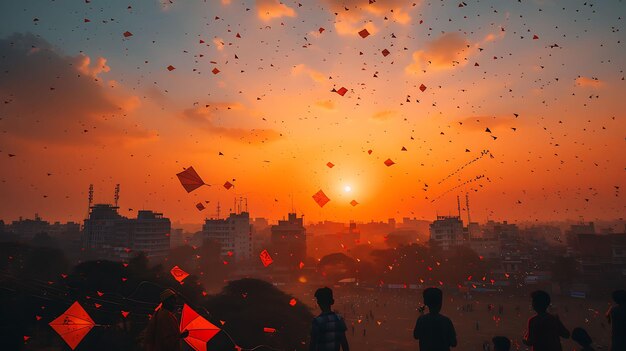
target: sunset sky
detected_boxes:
[0,0,624,225]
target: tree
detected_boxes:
[204,279,313,351]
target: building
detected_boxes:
[202,212,252,262]
[271,213,306,268]
[83,204,170,261]
[429,216,465,250]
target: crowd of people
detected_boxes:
[145,287,626,351]
[305,288,626,351]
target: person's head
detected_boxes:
[612,289,626,305]
[571,327,592,347]
[531,290,551,313]
[492,336,511,351]
[423,287,443,313]
[314,287,334,310]
[160,288,177,310]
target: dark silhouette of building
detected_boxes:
[271,213,306,268]
[83,204,170,261]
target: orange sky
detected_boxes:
[0,1,624,225]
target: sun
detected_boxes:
[344,185,352,192]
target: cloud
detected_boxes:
[322,0,416,35]
[75,55,110,79]
[406,33,471,73]
[256,0,296,21]
[372,110,397,121]
[291,64,326,83]
[405,30,505,74]
[315,100,335,110]
[575,76,604,88]
[0,33,155,145]
[181,105,281,144]
[213,37,225,51]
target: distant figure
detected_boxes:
[310,287,349,351]
[606,289,626,351]
[492,336,511,351]
[571,327,595,351]
[523,290,569,351]
[413,287,457,351]
[144,289,189,351]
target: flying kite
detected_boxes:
[312,190,330,207]
[180,304,221,351]
[170,266,190,283]
[49,301,95,350]
[259,249,273,267]
[176,167,207,193]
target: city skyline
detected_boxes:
[0,1,624,224]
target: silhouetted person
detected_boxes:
[144,289,189,351]
[413,287,457,351]
[492,336,511,351]
[310,287,349,351]
[571,328,595,351]
[523,290,569,351]
[606,289,626,351]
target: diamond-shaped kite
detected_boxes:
[336,87,348,96]
[312,190,330,207]
[196,203,205,211]
[384,159,395,167]
[350,200,359,206]
[223,181,233,190]
[358,29,370,38]
[180,304,220,351]
[176,167,206,193]
[49,301,95,350]
[170,266,190,283]
[326,162,334,168]
[419,84,427,92]
[259,249,273,267]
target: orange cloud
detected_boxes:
[0,33,154,146]
[315,100,335,110]
[406,33,471,73]
[75,54,110,79]
[291,64,326,83]
[323,0,416,35]
[372,110,397,121]
[256,0,296,21]
[575,76,604,88]
[181,105,281,144]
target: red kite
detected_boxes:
[176,167,206,193]
[384,159,395,167]
[382,49,390,57]
[336,87,348,96]
[180,304,220,351]
[326,162,334,168]
[350,200,358,206]
[358,29,370,38]
[223,181,233,190]
[196,203,205,211]
[170,266,190,283]
[49,301,95,350]
[419,84,427,92]
[259,249,273,267]
[312,190,330,207]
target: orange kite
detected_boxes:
[49,301,95,350]
[180,304,221,351]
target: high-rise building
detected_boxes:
[429,216,465,250]
[202,212,252,262]
[271,213,306,268]
[83,204,170,261]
